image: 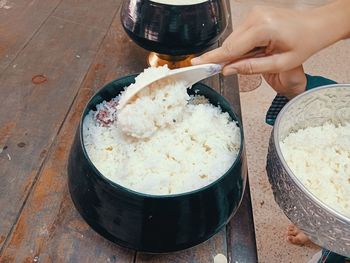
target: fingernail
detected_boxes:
[191,57,201,65]
[222,66,238,76]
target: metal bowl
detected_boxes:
[67,74,247,253]
[266,84,350,257]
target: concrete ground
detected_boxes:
[230,1,350,262]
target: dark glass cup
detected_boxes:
[120,0,229,56]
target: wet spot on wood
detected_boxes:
[3,145,8,150]
[32,75,47,85]
[1,255,16,263]
[94,63,105,71]
[23,257,32,263]
[0,122,16,145]
[40,149,47,158]
[17,142,26,148]
[67,219,89,232]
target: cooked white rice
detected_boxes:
[280,122,350,218]
[117,67,189,139]
[83,66,241,195]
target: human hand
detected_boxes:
[192,1,350,75]
[263,65,307,100]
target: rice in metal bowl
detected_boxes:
[83,66,241,195]
[280,122,350,218]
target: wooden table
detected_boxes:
[0,0,258,262]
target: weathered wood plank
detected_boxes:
[227,181,258,263]
[130,7,230,263]
[52,0,121,29]
[0,89,135,263]
[136,231,227,263]
[0,0,121,251]
[221,1,258,262]
[129,12,230,263]
[219,0,241,118]
[0,6,228,261]
[0,0,62,72]
[1,1,257,261]
[0,7,143,263]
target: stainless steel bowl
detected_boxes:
[266,84,350,257]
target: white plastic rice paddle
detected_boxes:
[117,63,222,110]
[117,47,266,109]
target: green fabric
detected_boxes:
[318,249,348,263]
[265,75,338,126]
[305,74,337,90]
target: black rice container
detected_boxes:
[68,75,246,253]
[120,0,228,56]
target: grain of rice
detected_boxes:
[281,122,350,217]
[83,66,241,195]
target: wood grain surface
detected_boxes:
[0,0,258,262]
[0,0,121,253]
[0,0,62,72]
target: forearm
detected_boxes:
[192,0,350,74]
[310,0,350,49]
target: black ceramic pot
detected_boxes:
[68,75,246,253]
[120,0,228,56]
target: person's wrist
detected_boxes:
[284,74,307,99]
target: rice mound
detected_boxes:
[117,67,189,138]
[281,122,350,218]
[83,66,241,195]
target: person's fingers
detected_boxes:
[261,73,272,83]
[222,52,294,75]
[191,9,258,66]
[192,26,270,65]
[231,6,270,37]
[287,233,310,246]
[287,225,296,231]
[287,227,298,236]
[287,236,300,244]
[230,10,258,37]
[221,66,238,76]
